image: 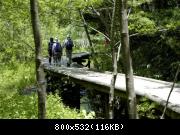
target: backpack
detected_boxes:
[66,39,73,50]
[54,42,61,52]
[48,42,53,52]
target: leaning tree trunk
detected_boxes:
[30,0,46,119]
[78,9,99,69]
[119,0,138,119]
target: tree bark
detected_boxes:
[78,9,99,69]
[108,0,118,119]
[119,0,138,119]
[30,0,46,119]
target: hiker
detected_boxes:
[48,37,54,65]
[52,37,62,66]
[63,35,74,67]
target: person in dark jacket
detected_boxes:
[48,37,54,65]
[52,37,62,66]
[63,35,74,67]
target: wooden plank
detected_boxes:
[43,58,180,115]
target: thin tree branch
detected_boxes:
[129,33,139,37]
[90,5,110,34]
[89,6,100,16]
[88,25,111,41]
[115,40,121,46]
[117,43,122,62]
[19,40,35,52]
[89,7,113,12]
[127,8,131,18]
[158,28,168,32]
[161,64,180,119]
[129,29,169,37]
[78,9,99,69]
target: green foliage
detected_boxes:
[129,2,180,81]
[137,97,161,119]
[0,62,95,119]
[166,36,180,56]
[0,0,34,64]
[151,9,180,30]
[0,93,38,119]
[0,62,36,118]
[46,94,87,119]
[0,0,179,119]
[0,0,104,63]
[0,63,35,95]
[129,11,156,34]
[72,0,103,9]
[0,92,96,119]
[129,0,152,7]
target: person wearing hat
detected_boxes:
[63,35,74,67]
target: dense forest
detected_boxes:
[0,0,179,119]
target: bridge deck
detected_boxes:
[43,64,180,115]
[42,52,180,117]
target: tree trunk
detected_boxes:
[109,52,118,119]
[108,0,118,119]
[30,0,46,119]
[78,9,99,69]
[119,0,138,119]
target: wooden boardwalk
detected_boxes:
[42,53,180,117]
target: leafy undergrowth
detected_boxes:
[0,93,95,119]
[0,62,35,95]
[137,97,162,119]
[0,62,95,119]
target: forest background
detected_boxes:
[0,0,179,119]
